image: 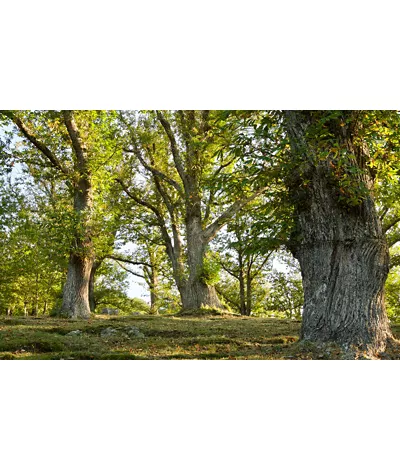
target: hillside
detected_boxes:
[1,315,400,360]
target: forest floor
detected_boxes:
[0,314,400,360]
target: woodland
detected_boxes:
[1,110,400,359]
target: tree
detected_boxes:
[216,210,274,316]
[117,111,268,311]
[0,172,65,316]
[283,111,395,356]
[0,111,123,318]
[264,251,303,319]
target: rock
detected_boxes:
[131,312,142,316]
[125,327,145,338]
[66,330,82,336]
[100,327,118,338]
[101,308,119,315]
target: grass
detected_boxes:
[0,314,400,359]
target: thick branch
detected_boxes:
[250,252,273,281]
[116,178,178,271]
[203,186,268,242]
[116,178,162,216]
[220,260,240,280]
[62,110,87,168]
[1,111,69,175]
[156,111,188,190]
[125,146,184,195]
[114,260,146,279]
[215,285,240,310]
[106,254,153,269]
[383,216,400,233]
[387,232,400,248]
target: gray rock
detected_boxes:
[100,327,118,338]
[66,330,82,336]
[101,308,119,315]
[125,327,145,338]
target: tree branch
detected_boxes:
[1,111,70,176]
[116,178,178,271]
[203,186,268,242]
[250,252,273,281]
[62,110,88,168]
[215,285,240,311]
[220,260,240,280]
[156,111,188,190]
[125,146,184,195]
[106,254,153,269]
[384,216,400,233]
[116,178,162,217]
[114,260,146,279]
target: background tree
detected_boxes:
[117,110,269,311]
[0,110,124,318]
[264,251,303,319]
[215,209,274,316]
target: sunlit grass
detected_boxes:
[0,314,398,359]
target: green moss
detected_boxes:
[0,315,398,359]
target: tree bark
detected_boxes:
[285,111,392,356]
[89,259,102,312]
[245,271,252,316]
[239,273,246,315]
[149,265,159,314]
[182,216,223,310]
[60,253,93,319]
[57,111,94,319]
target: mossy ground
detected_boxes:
[0,314,400,359]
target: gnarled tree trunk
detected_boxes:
[58,111,94,319]
[61,253,93,319]
[285,111,392,356]
[182,216,222,310]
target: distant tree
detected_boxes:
[117,111,269,311]
[215,209,274,316]
[264,251,303,319]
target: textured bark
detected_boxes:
[285,111,392,356]
[60,254,93,319]
[182,215,223,310]
[245,272,252,316]
[57,111,94,319]
[239,272,246,315]
[89,260,102,312]
[88,267,96,313]
[149,265,159,314]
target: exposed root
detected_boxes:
[294,337,400,360]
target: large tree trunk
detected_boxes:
[182,217,223,310]
[89,259,102,313]
[182,280,222,310]
[238,252,247,315]
[245,272,252,316]
[149,267,159,314]
[60,253,93,319]
[239,272,246,315]
[57,111,94,319]
[285,111,392,356]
